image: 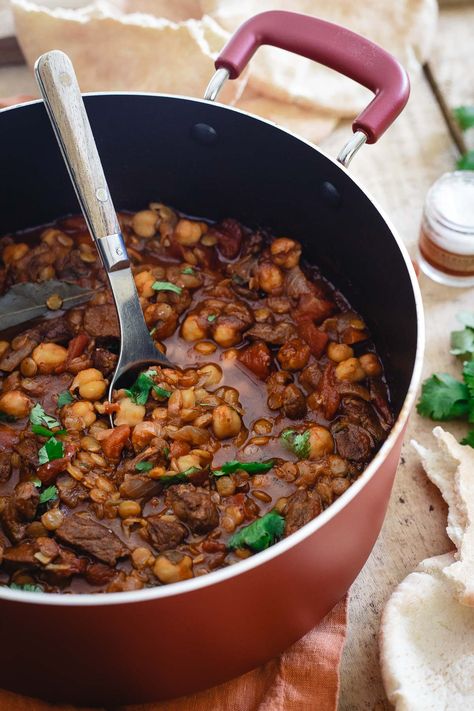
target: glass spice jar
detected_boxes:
[418,171,474,287]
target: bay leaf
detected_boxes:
[0,280,97,331]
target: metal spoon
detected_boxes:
[35,50,173,405]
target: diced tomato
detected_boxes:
[238,341,272,380]
[294,294,334,325]
[297,319,329,358]
[66,332,90,362]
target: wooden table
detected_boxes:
[0,4,472,708]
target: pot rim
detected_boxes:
[0,92,425,606]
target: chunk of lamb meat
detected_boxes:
[331,421,373,462]
[92,347,117,375]
[0,425,19,482]
[281,384,307,420]
[341,397,386,444]
[56,474,89,508]
[246,321,296,345]
[83,304,120,338]
[142,515,187,552]
[56,513,129,565]
[168,484,219,533]
[284,266,315,299]
[0,481,40,543]
[3,537,58,567]
[238,341,272,380]
[210,218,244,259]
[284,489,322,537]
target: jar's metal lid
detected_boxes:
[427,171,474,233]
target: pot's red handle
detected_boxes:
[215,10,409,143]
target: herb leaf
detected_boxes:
[461,430,474,447]
[450,329,474,359]
[31,424,66,438]
[207,314,217,323]
[151,281,182,295]
[39,485,58,504]
[9,583,43,592]
[212,460,274,477]
[228,511,285,552]
[280,429,311,458]
[124,370,171,405]
[454,106,474,131]
[181,267,195,275]
[135,461,153,472]
[157,466,202,486]
[30,403,61,430]
[416,374,470,420]
[57,391,74,408]
[457,151,474,171]
[38,437,64,465]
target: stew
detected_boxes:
[0,204,392,593]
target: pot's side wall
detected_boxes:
[0,430,404,706]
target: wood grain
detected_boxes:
[34,50,120,242]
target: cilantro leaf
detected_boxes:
[151,281,182,295]
[461,430,474,447]
[135,461,153,472]
[31,424,66,438]
[280,429,311,458]
[31,478,42,488]
[457,151,474,171]
[39,485,58,504]
[57,391,74,408]
[38,437,64,465]
[212,460,274,477]
[463,360,474,399]
[454,106,474,131]
[416,374,469,420]
[30,403,61,430]
[207,314,217,323]
[157,466,202,486]
[181,267,195,275]
[228,511,285,552]
[450,329,474,358]
[9,583,43,592]
[125,370,171,405]
[457,312,474,329]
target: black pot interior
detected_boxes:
[0,94,418,416]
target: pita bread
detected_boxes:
[12,0,245,102]
[380,552,474,711]
[236,89,337,145]
[413,427,474,607]
[199,0,438,116]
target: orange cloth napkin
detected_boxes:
[0,597,347,711]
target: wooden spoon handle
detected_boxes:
[35,50,126,269]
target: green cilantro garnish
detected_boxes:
[163,446,170,459]
[461,430,474,447]
[454,106,474,131]
[212,460,274,477]
[38,437,64,465]
[31,424,66,438]
[151,281,182,295]
[124,370,172,405]
[228,511,285,552]
[207,314,217,323]
[57,391,74,408]
[457,151,474,171]
[416,374,469,420]
[39,485,58,504]
[280,429,311,459]
[149,327,157,337]
[158,466,202,486]
[30,403,61,430]
[181,267,195,275]
[135,461,153,472]
[9,583,43,592]
[31,478,42,488]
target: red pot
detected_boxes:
[0,11,423,705]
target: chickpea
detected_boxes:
[115,397,145,427]
[194,341,217,355]
[176,454,201,472]
[335,357,366,383]
[253,418,273,434]
[134,270,155,298]
[153,553,193,584]
[215,476,236,497]
[71,368,107,401]
[31,343,68,374]
[270,238,302,269]
[198,363,222,387]
[41,509,64,531]
[256,261,284,293]
[119,500,141,519]
[212,404,242,440]
[308,426,334,459]
[212,323,241,348]
[0,341,9,359]
[131,547,154,570]
[65,401,96,429]
[277,338,310,371]
[181,314,207,342]
[2,242,28,265]
[359,353,383,377]
[222,348,238,361]
[132,210,158,238]
[327,342,354,363]
[0,389,31,418]
[175,219,204,246]
[20,357,38,378]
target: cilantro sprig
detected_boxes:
[417,312,474,443]
[38,437,64,465]
[38,485,58,505]
[212,460,274,477]
[9,583,43,592]
[30,403,61,430]
[228,511,285,552]
[30,404,65,464]
[157,466,202,486]
[454,106,474,170]
[124,370,172,405]
[151,281,182,295]
[57,390,74,408]
[280,429,311,459]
